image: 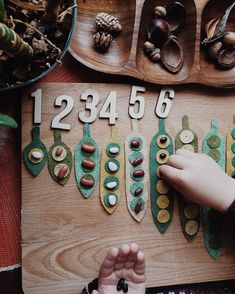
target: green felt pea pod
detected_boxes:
[125,119,149,223]
[226,115,235,179]
[0,113,17,128]
[74,123,99,198]
[175,115,200,241]
[23,126,47,176]
[100,127,124,214]
[149,118,174,233]
[202,119,225,260]
[48,129,72,185]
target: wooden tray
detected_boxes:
[69,0,235,87]
[22,83,235,294]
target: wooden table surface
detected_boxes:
[22,82,235,294]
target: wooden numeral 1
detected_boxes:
[99,91,118,125]
[129,85,145,119]
[155,87,175,118]
[31,88,42,124]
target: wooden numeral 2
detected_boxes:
[155,87,175,118]
[51,95,74,130]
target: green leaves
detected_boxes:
[0,113,17,128]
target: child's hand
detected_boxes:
[159,149,235,212]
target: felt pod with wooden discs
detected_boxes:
[125,119,149,222]
[226,115,235,179]
[100,127,124,214]
[175,115,200,241]
[75,123,100,198]
[48,129,72,185]
[23,126,48,176]
[150,118,174,233]
[202,119,225,260]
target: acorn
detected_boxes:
[207,41,222,59]
[154,6,167,18]
[218,48,235,69]
[144,41,155,55]
[150,48,161,62]
[223,31,235,47]
[147,18,170,47]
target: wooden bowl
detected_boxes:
[69,0,235,87]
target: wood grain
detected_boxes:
[22,83,235,294]
[69,0,235,87]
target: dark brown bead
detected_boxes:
[160,153,166,159]
[160,136,167,143]
[131,140,140,148]
[117,278,125,291]
[133,169,145,178]
[132,157,143,167]
[135,201,142,213]
[134,188,143,196]
[123,283,128,293]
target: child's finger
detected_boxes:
[99,247,119,277]
[134,250,145,276]
[176,148,195,157]
[167,154,188,169]
[159,164,182,186]
[114,244,130,271]
[92,291,99,294]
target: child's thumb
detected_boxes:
[92,290,99,294]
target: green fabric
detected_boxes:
[104,192,118,207]
[175,115,200,241]
[150,118,174,234]
[74,123,99,198]
[130,197,145,212]
[106,143,120,158]
[202,119,225,259]
[48,129,72,186]
[105,159,120,174]
[23,126,48,176]
[104,175,119,190]
[130,182,144,196]
[129,151,144,165]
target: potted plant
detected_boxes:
[0,0,77,91]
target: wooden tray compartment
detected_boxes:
[69,0,235,87]
[200,0,235,85]
[136,0,196,84]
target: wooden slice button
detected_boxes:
[208,149,221,162]
[231,143,235,154]
[207,135,221,149]
[156,195,170,209]
[156,150,169,164]
[183,205,198,219]
[180,130,194,144]
[52,146,67,161]
[156,180,170,194]
[185,220,198,236]
[54,163,69,180]
[29,148,44,164]
[181,144,194,152]
[156,135,170,148]
[157,209,170,224]
[156,166,162,178]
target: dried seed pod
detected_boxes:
[154,6,167,18]
[150,48,161,62]
[218,48,235,69]
[161,36,184,73]
[95,12,122,34]
[93,31,113,52]
[207,41,223,59]
[143,41,155,55]
[166,2,186,33]
[147,18,170,47]
[223,31,235,47]
[205,18,220,39]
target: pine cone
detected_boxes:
[95,12,122,34]
[93,31,113,51]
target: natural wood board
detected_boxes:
[22,83,235,294]
[69,0,235,87]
